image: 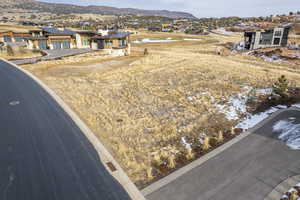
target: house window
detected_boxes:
[259,32,273,45]
[105,40,113,46]
[274,31,282,37]
[14,36,23,42]
[3,36,12,42]
[82,37,89,46]
[273,38,281,45]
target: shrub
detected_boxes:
[144,48,149,56]
[6,45,14,56]
[272,75,289,98]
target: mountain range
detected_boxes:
[1,0,196,19]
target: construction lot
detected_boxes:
[22,31,300,188]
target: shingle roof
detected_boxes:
[42,27,75,35]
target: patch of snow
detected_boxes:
[293,104,300,108]
[233,41,245,51]
[141,38,178,43]
[187,96,194,101]
[256,88,273,96]
[262,54,284,63]
[273,120,300,150]
[181,137,192,148]
[183,38,202,41]
[216,28,233,35]
[275,105,288,109]
[214,89,250,121]
[235,107,279,129]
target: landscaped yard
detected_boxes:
[22,31,300,188]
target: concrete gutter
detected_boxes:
[142,107,300,196]
[1,58,145,200]
[264,175,300,200]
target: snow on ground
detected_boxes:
[133,38,202,43]
[273,119,300,150]
[214,86,251,121]
[261,54,284,63]
[213,86,293,130]
[181,137,192,148]
[216,28,233,35]
[255,88,273,96]
[235,106,283,129]
[183,38,202,41]
[133,38,178,44]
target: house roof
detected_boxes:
[92,32,130,39]
[42,27,75,35]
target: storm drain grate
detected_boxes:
[106,162,117,172]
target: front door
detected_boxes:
[97,40,104,49]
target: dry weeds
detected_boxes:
[22,32,300,187]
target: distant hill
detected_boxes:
[1,0,196,19]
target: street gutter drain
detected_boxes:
[106,162,117,172]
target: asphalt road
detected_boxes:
[0,60,131,200]
[147,110,300,200]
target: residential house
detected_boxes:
[244,25,291,50]
[26,27,76,50]
[90,31,131,56]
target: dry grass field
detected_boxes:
[23,31,300,188]
[0,48,42,60]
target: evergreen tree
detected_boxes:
[272,75,289,98]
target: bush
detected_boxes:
[144,48,149,56]
[272,75,289,98]
[6,45,14,56]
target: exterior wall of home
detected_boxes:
[0,32,30,43]
[48,35,75,49]
[250,28,289,50]
[75,33,91,49]
[91,41,98,50]
[75,33,82,48]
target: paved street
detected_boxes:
[147,110,300,200]
[0,60,131,200]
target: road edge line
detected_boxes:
[1,58,145,200]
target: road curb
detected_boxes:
[264,175,300,200]
[1,58,145,200]
[142,108,295,197]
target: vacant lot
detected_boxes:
[23,31,300,188]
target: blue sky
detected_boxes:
[39,0,299,18]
